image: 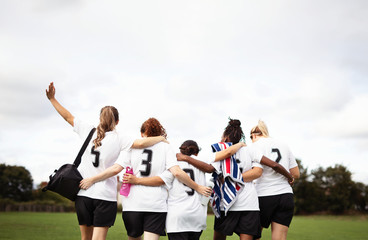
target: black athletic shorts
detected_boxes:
[214,211,261,238]
[258,193,294,228]
[168,231,202,240]
[122,211,167,238]
[75,196,117,227]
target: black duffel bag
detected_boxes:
[42,128,96,201]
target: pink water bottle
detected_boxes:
[120,167,133,196]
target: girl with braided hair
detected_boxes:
[46,82,166,240]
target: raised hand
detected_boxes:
[46,82,55,100]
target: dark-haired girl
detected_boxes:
[212,119,262,240]
[81,118,212,240]
[46,83,166,240]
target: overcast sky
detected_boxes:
[1,0,367,186]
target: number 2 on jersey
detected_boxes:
[140,149,152,176]
[272,148,282,163]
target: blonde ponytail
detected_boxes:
[93,106,119,148]
[250,120,270,137]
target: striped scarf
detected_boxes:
[210,142,244,218]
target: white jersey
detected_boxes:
[116,142,178,212]
[162,156,208,233]
[211,147,261,211]
[249,137,298,197]
[74,118,134,202]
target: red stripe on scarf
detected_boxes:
[220,142,232,174]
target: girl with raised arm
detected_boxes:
[46,82,165,240]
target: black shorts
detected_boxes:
[75,196,117,227]
[214,211,261,238]
[168,231,202,240]
[122,211,167,238]
[258,193,294,228]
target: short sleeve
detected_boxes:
[73,118,94,140]
[165,144,179,170]
[197,148,216,164]
[159,170,175,190]
[115,150,131,168]
[288,150,298,169]
[118,133,135,152]
[211,161,222,174]
[248,144,263,164]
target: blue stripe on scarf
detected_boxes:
[210,142,244,217]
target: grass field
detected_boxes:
[0,212,367,240]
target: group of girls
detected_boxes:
[46,82,300,240]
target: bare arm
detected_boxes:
[176,153,215,173]
[213,142,246,162]
[176,142,246,173]
[123,174,165,186]
[169,165,212,196]
[260,156,294,184]
[290,166,300,180]
[79,164,124,190]
[131,136,168,149]
[242,167,263,182]
[46,82,74,126]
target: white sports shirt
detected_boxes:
[211,147,261,211]
[249,137,298,197]
[162,156,209,233]
[116,142,178,212]
[74,118,134,202]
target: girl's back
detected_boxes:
[119,142,177,212]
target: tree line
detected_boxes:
[293,160,368,214]
[1,162,367,214]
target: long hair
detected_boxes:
[140,117,167,138]
[223,118,244,144]
[250,120,269,137]
[93,106,119,148]
[179,140,200,156]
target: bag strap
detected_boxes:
[73,128,96,167]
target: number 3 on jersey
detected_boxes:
[140,149,152,176]
[183,168,195,196]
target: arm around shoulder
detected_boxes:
[290,166,300,180]
[260,156,293,182]
[242,167,263,182]
[79,163,123,190]
[214,142,246,162]
[176,153,214,173]
[169,165,212,196]
[131,136,166,148]
[124,174,165,186]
